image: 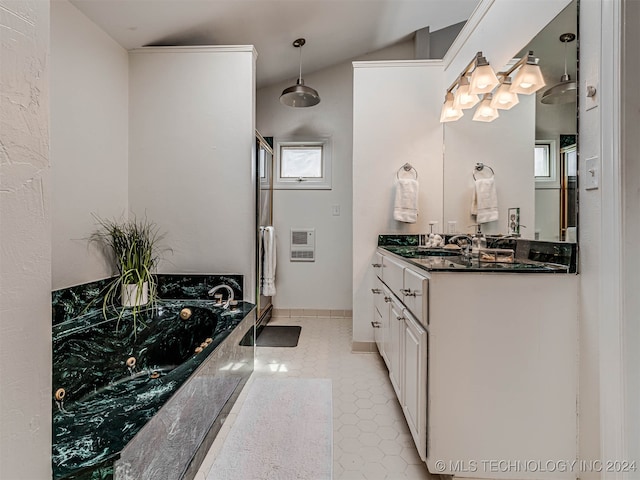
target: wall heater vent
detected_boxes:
[290,228,315,262]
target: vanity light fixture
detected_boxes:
[453,75,480,109]
[472,94,500,122]
[440,91,464,122]
[469,52,500,94]
[509,51,546,95]
[280,38,321,108]
[490,76,519,110]
[440,50,542,123]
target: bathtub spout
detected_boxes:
[207,284,235,309]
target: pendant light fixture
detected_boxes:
[280,38,320,108]
[541,33,577,104]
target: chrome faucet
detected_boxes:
[448,234,472,246]
[448,234,472,258]
[207,284,235,309]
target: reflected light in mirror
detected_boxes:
[510,55,546,94]
[472,94,500,122]
[440,91,464,122]
[453,75,480,109]
[490,77,519,110]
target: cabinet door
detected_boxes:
[402,308,428,461]
[372,278,389,366]
[371,251,384,280]
[383,255,405,299]
[403,268,428,326]
[388,298,405,402]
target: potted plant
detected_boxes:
[91,215,167,331]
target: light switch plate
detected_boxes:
[331,204,340,216]
[585,157,599,190]
[585,76,598,111]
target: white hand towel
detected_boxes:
[393,178,419,223]
[471,177,499,224]
[261,226,276,296]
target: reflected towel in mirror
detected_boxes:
[471,177,499,223]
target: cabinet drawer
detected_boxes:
[371,252,384,279]
[383,255,405,299]
[403,268,428,326]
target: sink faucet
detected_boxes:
[448,234,472,258]
[448,234,472,246]
[207,284,235,309]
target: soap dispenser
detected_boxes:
[471,224,486,257]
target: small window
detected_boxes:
[274,138,332,189]
[534,144,551,177]
[534,140,558,188]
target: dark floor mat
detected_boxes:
[255,326,301,347]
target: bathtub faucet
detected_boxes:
[207,284,235,309]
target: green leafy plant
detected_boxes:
[91,214,168,333]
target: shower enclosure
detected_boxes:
[256,132,274,328]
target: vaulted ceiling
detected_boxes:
[69,0,480,88]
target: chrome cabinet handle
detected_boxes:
[371,263,382,268]
[371,321,381,328]
[400,288,420,297]
[371,288,382,294]
[384,297,392,303]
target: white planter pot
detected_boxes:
[121,281,149,307]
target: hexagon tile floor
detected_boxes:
[197,315,436,480]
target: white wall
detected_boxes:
[443,0,572,88]
[443,94,536,237]
[129,47,257,301]
[576,0,602,474]
[622,0,640,463]
[51,0,129,289]
[352,61,444,343]
[0,0,52,477]
[256,41,413,311]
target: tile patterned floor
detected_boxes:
[197,316,435,480]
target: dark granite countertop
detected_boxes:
[379,245,570,273]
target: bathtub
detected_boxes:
[52,295,254,480]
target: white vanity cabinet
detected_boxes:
[401,307,428,461]
[402,267,428,325]
[371,250,430,460]
[371,248,578,477]
[427,272,578,479]
[382,255,405,299]
[388,297,405,401]
[371,278,391,369]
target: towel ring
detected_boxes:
[397,163,418,180]
[473,162,494,180]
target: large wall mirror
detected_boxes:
[442,0,577,242]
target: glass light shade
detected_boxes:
[510,63,546,94]
[469,64,499,95]
[453,77,480,109]
[440,92,464,123]
[473,94,500,122]
[490,80,519,110]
